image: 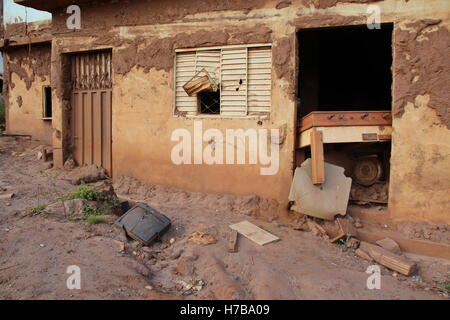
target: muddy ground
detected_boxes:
[0,136,448,300]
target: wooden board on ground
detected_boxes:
[359,241,416,276]
[229,221,279,246]
[227,230,239,253]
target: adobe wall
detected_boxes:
[47,0,449,222]
[3,44,52,144]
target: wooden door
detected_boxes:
[71,51,112,176]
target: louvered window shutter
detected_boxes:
[175,52,197,115]
[175,45,272,117]
[247,47,272,115]
[220,48,248,116]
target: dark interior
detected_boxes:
[297,24,393,118]
[199,90,220,114]
[44,86,52,118]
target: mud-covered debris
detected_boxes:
[63,156,76,170]
[354,219,363,229]
[175,279,205,293]
[0,193,14,199]
[64,198,93,218]
[289,159,352,220]
[376,238,402,254]
[183,68,218,96]
[64,164,107,185]
[171,249,183,260]
[11,151,25,157]
[113,240,125,253]
[229,220,279,246]
[227,230,239,253]
[187,231,217,245]
[355,248,373,261]
[359,241,416,276]
[115,203,171,246]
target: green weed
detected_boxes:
[84,215,106,225]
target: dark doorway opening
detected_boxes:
[297,24,393,117]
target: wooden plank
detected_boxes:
[73,92,84,166]
[229,221,279,246]
[299,110,392,132]
[357,230,450,260]
[92,92,102,167]
[101,91,112,176]
[298,126,393,148]
[359,241,416,276]
[310,128,325,185]
[227,230,239,253]
[83,92,93,165]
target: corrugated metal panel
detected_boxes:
[248,47,272,115]
[220,48,247,116]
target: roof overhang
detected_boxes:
[14,0,93,11]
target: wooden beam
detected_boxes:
[299,110,392,132]
[359,241,416,276]
[357,230,450,260]
[298,125,393,148]
[227,230,239,253]
[310,128,325,185]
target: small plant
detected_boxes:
[61,184,119,215]
[84,215,106,225]
[62,183,97,201]
[337,234,355,248]
[438,283,450,294]
[82,204,102,217]
[82,204,107,225]
[96,191,120,214]
[30,204,48,218]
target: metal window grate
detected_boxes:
[199,90,220,114]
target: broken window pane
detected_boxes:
[199,90,220,114]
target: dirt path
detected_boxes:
[0,136,448,300]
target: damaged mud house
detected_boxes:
[0,0,449,260]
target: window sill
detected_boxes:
[41,117,52,121]
[174,114,269,120]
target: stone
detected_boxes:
[376,238,402,254]
[63,198,91,218]
[45,202,65,215]
[170,249,183,260]
[64,164,107,185]
[63,156,76,170]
